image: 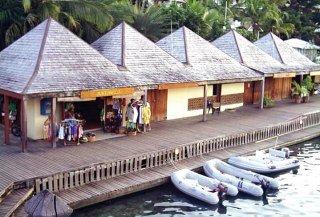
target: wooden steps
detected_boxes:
[0,188,33,217]
[0,183,13,204]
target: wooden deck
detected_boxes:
[57,124,320,209]
[1,98,320,195]
[1,98,320,215]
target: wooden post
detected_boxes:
[20,97,27,152]
[260,77,265,109]
[3,95,10,145]
[51,97,57,148]
[299,74,304,84]
[143,89,147,132]
[203,84,208,122]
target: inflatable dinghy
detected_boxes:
[209,159,279,189]
[204,159,264,197]
[171,169,238,204]
[228,148,299,174]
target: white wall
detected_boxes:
[167,83,245,119]
[167,86,213,120]
[220,83,244,111]
[27,98,62,140]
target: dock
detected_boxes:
[2,98,320,216]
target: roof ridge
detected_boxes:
[121,21,126,67]
[182,26,190,64]
[22,18,51,94]
[269,32,285,64]
[232,30,244,63]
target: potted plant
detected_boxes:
[302,75,314,95]
[301,86,310,103]
[263,96,275,108]
[291,81,303,103]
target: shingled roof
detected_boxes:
[91,22,196,85]
[0,18,137,96]
[254,33,320,73]
[213,30,290,75]
[156,27,261,82]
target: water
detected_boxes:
[73,139,320,217]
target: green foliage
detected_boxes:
[263,96,275,108]
[292,80,309,97]
[0,0,319,49]
[302,76,314,93]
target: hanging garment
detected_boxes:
[71,125,78,140]
[138,105,143,124]
[132,106,138,124]
[78,125,84,138]
[142,102,151,125]
[43,125,49,140]
[126,105,135,123]
[67,125,72,141]
[58,124,65,140]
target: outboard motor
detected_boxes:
[217,183,228,202]
[281,147,290,158]
[260,179,270,195]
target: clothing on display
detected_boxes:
[58,119,83,144]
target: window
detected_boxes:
[212,84,221,96]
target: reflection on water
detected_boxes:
[73,138,320,217]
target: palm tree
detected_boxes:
[111,1,169,41]
[0,0,114,49]
[235,0,294,38]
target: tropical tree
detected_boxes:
[282,0,320,43]
[235,0,294,39]
[110,1,169,41]
[160,0,224,40]
[0,0,114,49]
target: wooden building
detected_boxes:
[156,26,262,120]
[0,18,141,151]
[213,30,294,102]
[91,22,198,122]
[254,33,320,83]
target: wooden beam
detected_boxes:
[202,84,208,122]
[158,82,198,90]
[3,95,10,145]
[299,74,304,84]
[51,98,57,148]
[20,97,27,152]
[260,77,265,109]
[143,89,147,133]
[0,89,23,99]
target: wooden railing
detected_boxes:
[35,111,320,193]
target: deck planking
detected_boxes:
[57,124,320,209]
[0,98,320,198]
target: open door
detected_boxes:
[244,82,254,105]
[147,89,168,122]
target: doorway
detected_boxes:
[147,89,168,122]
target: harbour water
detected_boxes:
[73,138,320,217]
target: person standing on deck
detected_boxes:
[142,98,152,131]
[126,99,138,132]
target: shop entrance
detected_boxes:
[64,99,104,130]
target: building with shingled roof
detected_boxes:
[254,33,320,84]
[0,18,142,150]
[156,26,263,118]
[213,30,295,102]
[92,22,200,121]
